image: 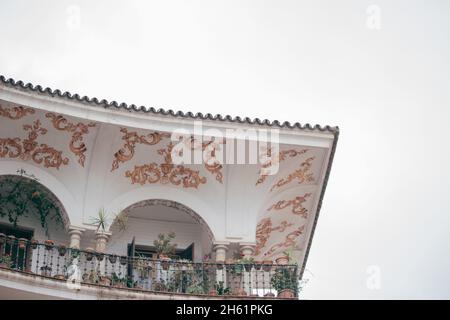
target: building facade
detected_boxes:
[0,75,338,299]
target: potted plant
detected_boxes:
[214,281,231,296]
[58,244,67,256]
[0,255,12,268]
[54,274,66,280]
[186,282,206,295]
[153,232,177,270]
[44,239,54,250]
[111,272,126,288]
[153,281,167,292]
[276,247,294,265]
[270,267,298,299]
[154,232,177,258]
[83,270,100,284]
[99,275,112,286]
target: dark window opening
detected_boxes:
[0,222,34,271]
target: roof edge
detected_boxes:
[0,74,339,134]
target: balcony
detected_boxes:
[0,235,299,300]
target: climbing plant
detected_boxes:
[0,169,64,237]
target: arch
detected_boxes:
[0,160,78,227]
[103,185,222,241]
[119,199,214,242]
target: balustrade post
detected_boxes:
[95,231,112,276]
[95,231,111,253]
[68,226,85,249]
[240,242,256,296]
[213,242,229,289]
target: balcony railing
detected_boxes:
[0,235,299,299]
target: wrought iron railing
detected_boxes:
[0,235,299,299]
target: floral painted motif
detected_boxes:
[111,127,170,171]
[263,225,305,257]
[0,120,69,169]
[268,193,312,218]
[46,113,96,167]
[255,218,294,256]
[256,148,309,185]
[125,142,207,189]
[270,157,315,192]
[0,104,35,120]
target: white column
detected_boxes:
[213,242,230,288]
[95,231,112,276]
[68,226,85,249]
[95,231,112,253]
[240,242,256,296]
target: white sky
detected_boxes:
[1,0,450,299]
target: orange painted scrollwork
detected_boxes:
[0,104,35,120]
[0,120,69,169]
[111,128,170,171]
[270,157,315,192]
[268,193,312,218]
[45,113,96,167]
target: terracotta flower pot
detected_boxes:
[30,239,38,250]
[44,240,54,250]
[262,260,273,272]
[108,255,117,264]
[275,256,289,265]
[58,246,67,256]
[254,262,262,271]
[95,253,105,261]
[85,250,94,261]
[120,256,128,265]
[99,276,112,286]
[277,288,296,299]
[208,289,218,296]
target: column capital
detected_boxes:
[95,231,112,242]
[68,226,85,249]
[213,241,230,250]
[68,225,86,234]
[239,242,256,257]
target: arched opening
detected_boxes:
[0,173,70,242]
[108,199,214,262]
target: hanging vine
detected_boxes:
[0,169,64,237]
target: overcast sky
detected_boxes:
[1,0,450,299]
